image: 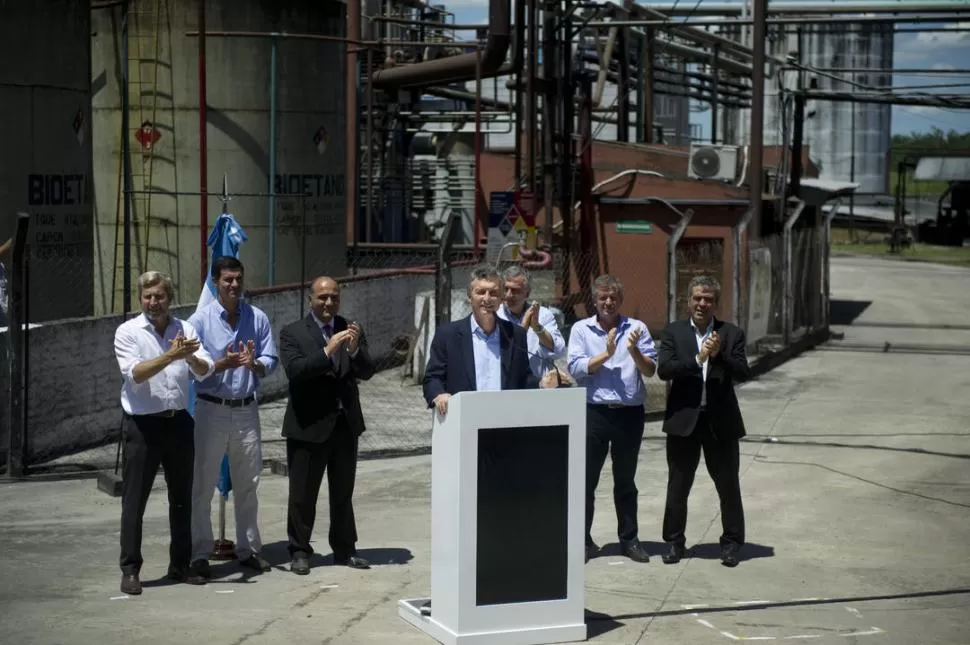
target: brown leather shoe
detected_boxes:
[120,573,142,595]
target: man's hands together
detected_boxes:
[698,330,721,362]
[325,322,362,356]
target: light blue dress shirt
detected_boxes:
[567,315,658,406]
[470,315,502,391]
[497,302,566,377]
[188,300,279,399]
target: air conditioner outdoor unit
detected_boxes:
[687,143,740,182]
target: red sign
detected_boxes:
[135,120,161,150]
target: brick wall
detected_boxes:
[16,273,433,464]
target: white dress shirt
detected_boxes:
[692,318,714,408]
[114,313,215,415]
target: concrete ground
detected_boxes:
[2,254,969,645]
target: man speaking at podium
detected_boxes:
[568,274,657,564]
[423,265,559,415]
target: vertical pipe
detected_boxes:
[268,37,277,285]
[748,0,767,239]
[365,47,374,249]
[541,3,556,248]
[474,47,482,251]
[346,0,361,251]
[526,0,537,191]
[616,28,629,142]
[642,28,654,143]
[121,4,133,315]
[198,0,208,287]
[711,47,720,144]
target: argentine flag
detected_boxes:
[189,212,249,498]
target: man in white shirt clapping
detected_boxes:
[113,271,215,596]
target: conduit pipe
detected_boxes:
[782,197,807,345]
[371,0,521,88]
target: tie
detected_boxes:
[323,324,332,339]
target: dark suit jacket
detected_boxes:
[422,315,538,407]
[279,314,376,443]
[657,317,751,439]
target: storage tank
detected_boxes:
[91,0,347,314]
[0,0,95,322]
[731,19,893,195]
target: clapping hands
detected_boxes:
[166,331,201,360]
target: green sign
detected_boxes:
[616,220,653,234]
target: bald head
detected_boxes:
[308,276,340,322]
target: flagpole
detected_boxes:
[211,171,237,561]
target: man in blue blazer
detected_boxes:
[423,265,557,414]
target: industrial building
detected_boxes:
[2,0,968,326]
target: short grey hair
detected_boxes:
[467,264,503,293]
[501,264,531,289]
[687,274,721,302]
[593,274,624,297]
[138,271,175,301]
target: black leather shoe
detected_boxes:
[621,539,650,563]
[291,554,310,575]
[720,544,740,568]
[241,553,272,572]
[335,555,371,569]
[662,544,686,564]
[167,565,206,585]
[190,558,212,579]
[120,573,142,595]
[585,541,599,563]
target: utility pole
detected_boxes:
[749,0,767,233]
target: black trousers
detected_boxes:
[662,411,745,548]
[286,415,359,559]
[119,410,195,575]
[585,404,646,545]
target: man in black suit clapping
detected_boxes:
[657,275,751,568]
[279,276,376,575]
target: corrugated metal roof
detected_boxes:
[913,157,970,182]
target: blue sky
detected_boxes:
[445,4,970,138]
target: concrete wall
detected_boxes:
[19,272,432,464]
[0,0,95,322]
[90,0,348,315]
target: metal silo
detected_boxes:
[0,0,95,322]
[730,18,893,195]
[91,0,347,313]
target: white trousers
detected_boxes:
[190,398,263,561]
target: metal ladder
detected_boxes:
[111,0,162,312]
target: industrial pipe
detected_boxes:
[268,37,277,285]
[667,207,695,323]
[782,197,807,345]
[731,206,755,325]
[821,197,844,330]
[642,0,970,15]
[370,0,513,87]
[582,12,970,26]
[346,0,361,254]
[198,0,208,286]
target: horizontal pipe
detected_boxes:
[641,0,970,14]
[584,12,970,26]
[370,0,511,87]
[186,29,366,45]
[370,16,484,29]
[798,90,970,108]
[576,44,752,91]
[815,67,970,75]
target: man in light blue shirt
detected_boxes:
[496,265,568,381]
[187,256,279,577]
[568,274,657,564]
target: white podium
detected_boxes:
[398,388,588,645]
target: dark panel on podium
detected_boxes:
[476,424,569,606]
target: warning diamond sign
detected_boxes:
[72,108,85,146]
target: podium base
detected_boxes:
[397,598,587,645]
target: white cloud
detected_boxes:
[932,62,957,71]
[916,23,970,46]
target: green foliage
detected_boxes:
[888,127,970,196]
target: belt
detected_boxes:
[131,409,184,419]
[197,392,256,408]
[589,402,641,410]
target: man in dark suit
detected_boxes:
[656,274,751,568]
[423,265,557,415]
[279,276,376,575]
